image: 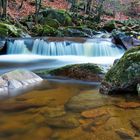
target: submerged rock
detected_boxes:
[0,70,43,94]
[46,114,79,128]
[65,92,119,112]
[100,46,140,95]
[130,117,140,132]
[81,108,109,119]
[115,102,140,109]
[115,128,135,140]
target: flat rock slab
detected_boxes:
[130,117,140,132]
[115,128,135,140]
[81,108,109,119]
[115,102,140,109]
[0,69,43,94]
[65,92,120,112]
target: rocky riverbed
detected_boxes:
[0,80,139,140]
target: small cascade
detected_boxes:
[84,40,125,56]
[7,38,125,57]
[32,39,84,56]
[7,40,30,54]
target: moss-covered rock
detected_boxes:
[39,8,72,26]
[37,63,104,82]
[33,24,59,36]
[0,22,24,37]
[102,20,116,32]
[100,46,140,94]
[61,26,94,37]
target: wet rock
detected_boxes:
[115,102,140,109]
[65,92,117,112]
[112,31,140,50]
[115,128,135,140]
[46,114,80,128]
[0,22,27,37]
[81,108,109,119]
[41,63,104,82]
[81,113,110,132]
[0,103,43,112]
[130,118,140,132]
[39,106,66,118]
[137,84,140,96]
[100,46,140,95]
[0,70,43,94]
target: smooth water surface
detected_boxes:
[0,80,139,140]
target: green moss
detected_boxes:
[105,46,140,85]
[36,63,103,77]
[42,25,58,36]
[40,8,72,26]
[45,18,60,29]
[0,22,23,37]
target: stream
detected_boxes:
[0,37,140,140]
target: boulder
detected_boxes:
[38,63,104,82]
[0,70,43,94]
[62,26,94,37]
[100,46,140,94]
[137,84,140,96]
[39,8,72,26]
[0,22,26,37]
[112,31,140,49]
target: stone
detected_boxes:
[115,102,140,109]
[100,46,140,95]
[0,70,43,94]
[39,106,66,118]
[0,22,26,37]
[112,31,140,49]
[39,8,72,26]
[81,108,109,119]
[40,63,104,82]
[115,128,135,140]
[130,118,140,132]
[65,92,118,112]
[137,84,140,96]
[0,103,43,112]
[46,114,80,128]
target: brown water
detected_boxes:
[0,79,140,140]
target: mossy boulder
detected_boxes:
[39,8,72,26]
[43,18,60,29]
[0,22,24,37]
[61,26,94,37]
[100,46,140,94]
[102,20,116,32]
[37,63,104,82]
[33,24,59,36]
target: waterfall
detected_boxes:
[32,39,84,56]
[7,38,125,57]
[7,40,30,54]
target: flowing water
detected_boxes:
[0,38,125,74]
[1,38,139,140]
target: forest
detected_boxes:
[0,0,140,140]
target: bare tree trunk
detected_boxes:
[2,0,7,18]
[0,0,2,17]
[35,0,42,24]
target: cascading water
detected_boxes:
[7,38,125,57]
[0,38,126,74]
